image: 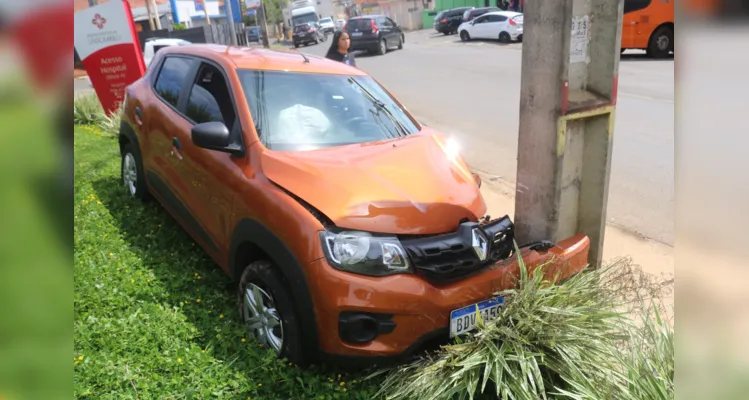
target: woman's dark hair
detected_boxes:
[325,30,347,58]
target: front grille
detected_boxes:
[400,216,515,284]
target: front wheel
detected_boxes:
[647,26,673,59]
[460,30,471,41]
[398,34,404,49]
[238,261,305,365]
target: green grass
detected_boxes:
[73,125,381,399]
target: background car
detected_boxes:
[462,7,500,22]
[345,15,404,56]
[434,7,473,35]
[335,18,346,30]
[246,26,262,43]
[292,22,326,48]
[458,11,523,43]
[143,38,191,67]
[318,17,335,34]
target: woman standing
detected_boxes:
[325,30,356,67]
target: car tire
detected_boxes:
[647,26,673,59]
[238,260,305,365]
[120,143,150,201]
[377,39,387,55]
[398,34,404,49]
[460,30,471,41]
[294,42,299,48]
[443,31,450,36]
[499,31,511,43]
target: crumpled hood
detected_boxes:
[261,130,487,235]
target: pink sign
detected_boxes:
[74,0,145,115]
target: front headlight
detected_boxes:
[319,230,412,276]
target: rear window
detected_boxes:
[346,18,373,30]
[294,24,310,32]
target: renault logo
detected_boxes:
[471,228,489,261]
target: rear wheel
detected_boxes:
[647,26,673,59]
[499,31,511,43]
[377,39,387,55]
[120,143,150,201]
[460,30,471,41]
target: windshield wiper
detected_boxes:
[347,77,410,137]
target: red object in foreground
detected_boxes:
[74,0,145,115]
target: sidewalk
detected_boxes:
[477,172,675,301]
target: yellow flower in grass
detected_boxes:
[177,358,183,363]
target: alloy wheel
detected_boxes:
[123,153,138,196]
[242,282,284,353]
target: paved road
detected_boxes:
[296,29,675,245]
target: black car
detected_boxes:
[462,7,500,22]
[292,23,326,48]
[345,15,404,56]
[434,7,473,35]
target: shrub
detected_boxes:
[73,94,104,126]
[73,94,122,137]
[373,250,674,400]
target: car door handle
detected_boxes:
[134,106,143,125]
[172,136,182,150]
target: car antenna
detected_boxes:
[300,52,310,64]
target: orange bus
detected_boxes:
[621,0,674,58]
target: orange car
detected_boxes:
[118,44,590,366]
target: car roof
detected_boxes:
[157,44,369,76]
[350,14,383,19]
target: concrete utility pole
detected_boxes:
[226,0,238,45]
[514,0,624,267]
[204,0,212,24]
[257,0,271,48]
[150,0,163,30]
[145,0,156,30]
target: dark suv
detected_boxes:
[462,7,500,22]
[292,23,325,48]
[434,7,472,35]
[345,15,404,56]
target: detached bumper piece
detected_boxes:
[400,216,515,284]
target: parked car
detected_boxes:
[462,6,500,22]
[119,44,590,366]
[292,22,326,48]
[318,17,336,34]
[335,18,346,30]
[345,15,404,56]
[434,7,473,35]
[246,26,262,43]
[458,11,524,43]
[143,38,191,67]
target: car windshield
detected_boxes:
[238,70,421,152]
[292,13,318,26]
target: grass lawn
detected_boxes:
[73,125,382,399]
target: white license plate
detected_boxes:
[449,296,504,337]
[351,32,363,36]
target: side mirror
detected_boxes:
[191,122,244,156]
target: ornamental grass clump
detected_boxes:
[373,247,674,400]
